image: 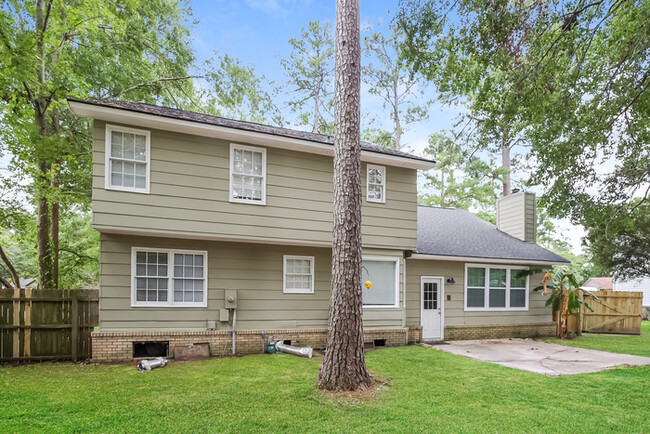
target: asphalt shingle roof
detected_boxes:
[417,206,570,263]
[68,98,435,165]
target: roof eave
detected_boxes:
[409,253,570,266]
[68,100,436,170]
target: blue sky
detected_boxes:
[187,0,459,154]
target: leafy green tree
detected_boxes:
[585,201,650,281]
[362,27,429,150]
[362,128,396,149]
[281,20,334,134]
[419,132,504,221]
[0,0,196,288]
[201,54,284,125]
[398,0,650,277]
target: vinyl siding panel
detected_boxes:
[93,121,417,250]
[99,234,406,331]
[496,192,536,243]
[406,259,552,327]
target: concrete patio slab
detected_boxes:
[422,338,650,376]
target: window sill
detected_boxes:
[106,185,150,194]
[131,302,208,308]
[229,198,266,206]
[363,305,400,309]
[464,307,529,312]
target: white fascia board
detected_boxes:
[69,101,435,170]
[409,253,568,266]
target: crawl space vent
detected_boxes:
[133,341,169,358]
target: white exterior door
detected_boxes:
[421,277,443,340]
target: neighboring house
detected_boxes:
[613,277,650,307]
[582,277,613,291]
[1,278,37,289]
[68,99,569,361]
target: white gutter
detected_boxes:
[409,253,568,266]
[68,101,436,170]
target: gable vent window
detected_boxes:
[367,164,386,203]
[105,125,150,193]
[230,143,266,205]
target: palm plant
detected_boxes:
[533,269,597,339]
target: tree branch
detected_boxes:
[58,247,98,262]
[0,243,21,289]
[113,75,202,98]
[0,275,13,289]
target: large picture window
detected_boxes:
[465,264,529,311]
[362,257,400,307]
[230,143,266,205]
[105,125,150,193]
[131,248,207,307]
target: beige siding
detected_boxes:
[406,259,551,327]
[93,121,417,250]
[496,192,536,243]
[99,234,406,331]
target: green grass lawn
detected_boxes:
[539,321,650,357]
[2,331,649,434]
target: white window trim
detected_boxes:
[105,124,151,194]
[229,143,267,205]
[283,255,315,294]
[130,247,208,308]
[464,263,529,311]
[362,256,400,308]
[366,164,386,204]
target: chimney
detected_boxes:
[496,191,537,243]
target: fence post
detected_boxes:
[71,291,78,362]
[13,287,20,359]
[24,289,31,358]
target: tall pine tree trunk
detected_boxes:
[318,0,371,392]
[502,143,511,197]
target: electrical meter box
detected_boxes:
[224,289,237,309]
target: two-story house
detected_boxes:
[68,99,568,361]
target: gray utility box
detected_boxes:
[225,289,237,309]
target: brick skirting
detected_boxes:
[92,327,412,362]
[443,322,556,341]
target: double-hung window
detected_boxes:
[132,248,207,307]
[230,143,266,205]
[366,165,386,203]
[465,264,529,311]
[361,257,400,307]
[106,125,150,193]
[283,256,314,294]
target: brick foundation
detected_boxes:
[443,322,556,340]
[92,327,410,362]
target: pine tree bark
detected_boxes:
[318,0,371,392]
[502,142,511,196]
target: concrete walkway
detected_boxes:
[422,338,650,377]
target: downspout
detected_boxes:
[402,257,407,345]
[231,309,237,356]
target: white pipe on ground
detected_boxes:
[275,341,313,358]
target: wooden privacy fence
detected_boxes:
[0,289,99,363]
[567,290,643,335]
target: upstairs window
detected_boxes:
[465,264,529,311]
[367,164,386,203]
[106,125,150,193]
[230,143,266,205]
